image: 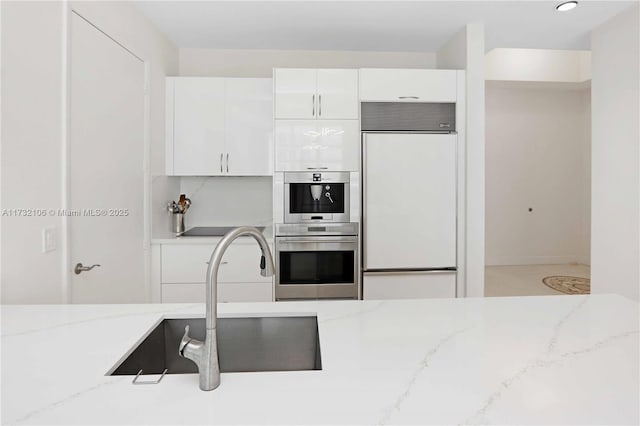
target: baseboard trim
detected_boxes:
[486,255,589,266]
[577,256,591,266]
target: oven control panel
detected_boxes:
[275,222,359,236]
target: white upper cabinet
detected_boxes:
[171,78,225,176]
[274,69,317,119]
[225,78,273,176]
[274,68,358,120]
[275,120,360,171]
[166,77,273,176]
[316,69,359,119]
[359,69,458,102]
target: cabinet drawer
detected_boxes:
[161,283,205,303]
[359,69,457,102]
[162,244,215,283]
[363,271,456,300]
[161,282,273,303]
[161,243,273,284]
[275,120,359,171]
[219,282,273,303]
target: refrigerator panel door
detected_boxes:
[363,133,456,270]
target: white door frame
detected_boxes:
[61,5,152,303]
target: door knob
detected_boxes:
[74,263,101,275]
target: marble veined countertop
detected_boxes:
[1,295,638,425]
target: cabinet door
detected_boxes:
[274,120,360,171]
[224,78,273,176]
[316,69,358,119]
[161,244,215,283]
[172,78,225,175]
[359,69,457,102]
[274,69,317,119]
[363,272,456,300]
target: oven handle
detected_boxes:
[277,237,357,244]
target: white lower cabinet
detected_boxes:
[159,242,273,303]
[363,271,456,300]
[161,283,204,303]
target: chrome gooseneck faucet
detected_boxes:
[178,226,275,391]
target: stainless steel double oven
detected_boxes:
[275,172,359,300]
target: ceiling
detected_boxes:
[134,1,637,52]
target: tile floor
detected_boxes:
[485,264,591,297]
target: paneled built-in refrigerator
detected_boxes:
[361,102,457,299]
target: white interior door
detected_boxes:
[363,133,457,270]
[70,13,146,303]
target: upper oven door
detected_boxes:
[284,172,350,223]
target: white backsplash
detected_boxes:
[177,176,273,228]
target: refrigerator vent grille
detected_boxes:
[361,102,456,132]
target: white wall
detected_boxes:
[1,1,65,303]
[485,48,591,83]
[179,48,436,77]
[437,23,486,298]
[591,5,639,301]
[485,82,591,266]
[436,28,467,69]
[1,1,178,304]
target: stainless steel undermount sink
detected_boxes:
[108,315,322,376]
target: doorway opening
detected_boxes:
[483,48,591,297]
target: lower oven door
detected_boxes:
[275,235,359,300]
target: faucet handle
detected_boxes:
[179,325,192,355]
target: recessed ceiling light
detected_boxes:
[556,1,578,12]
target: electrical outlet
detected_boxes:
[42,228,57,253]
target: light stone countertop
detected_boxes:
[151,226,273,245]
[1,294,638,425]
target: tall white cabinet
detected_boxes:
[359,68,465,300]
[166,77,273,176]
[273,68,360,173]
